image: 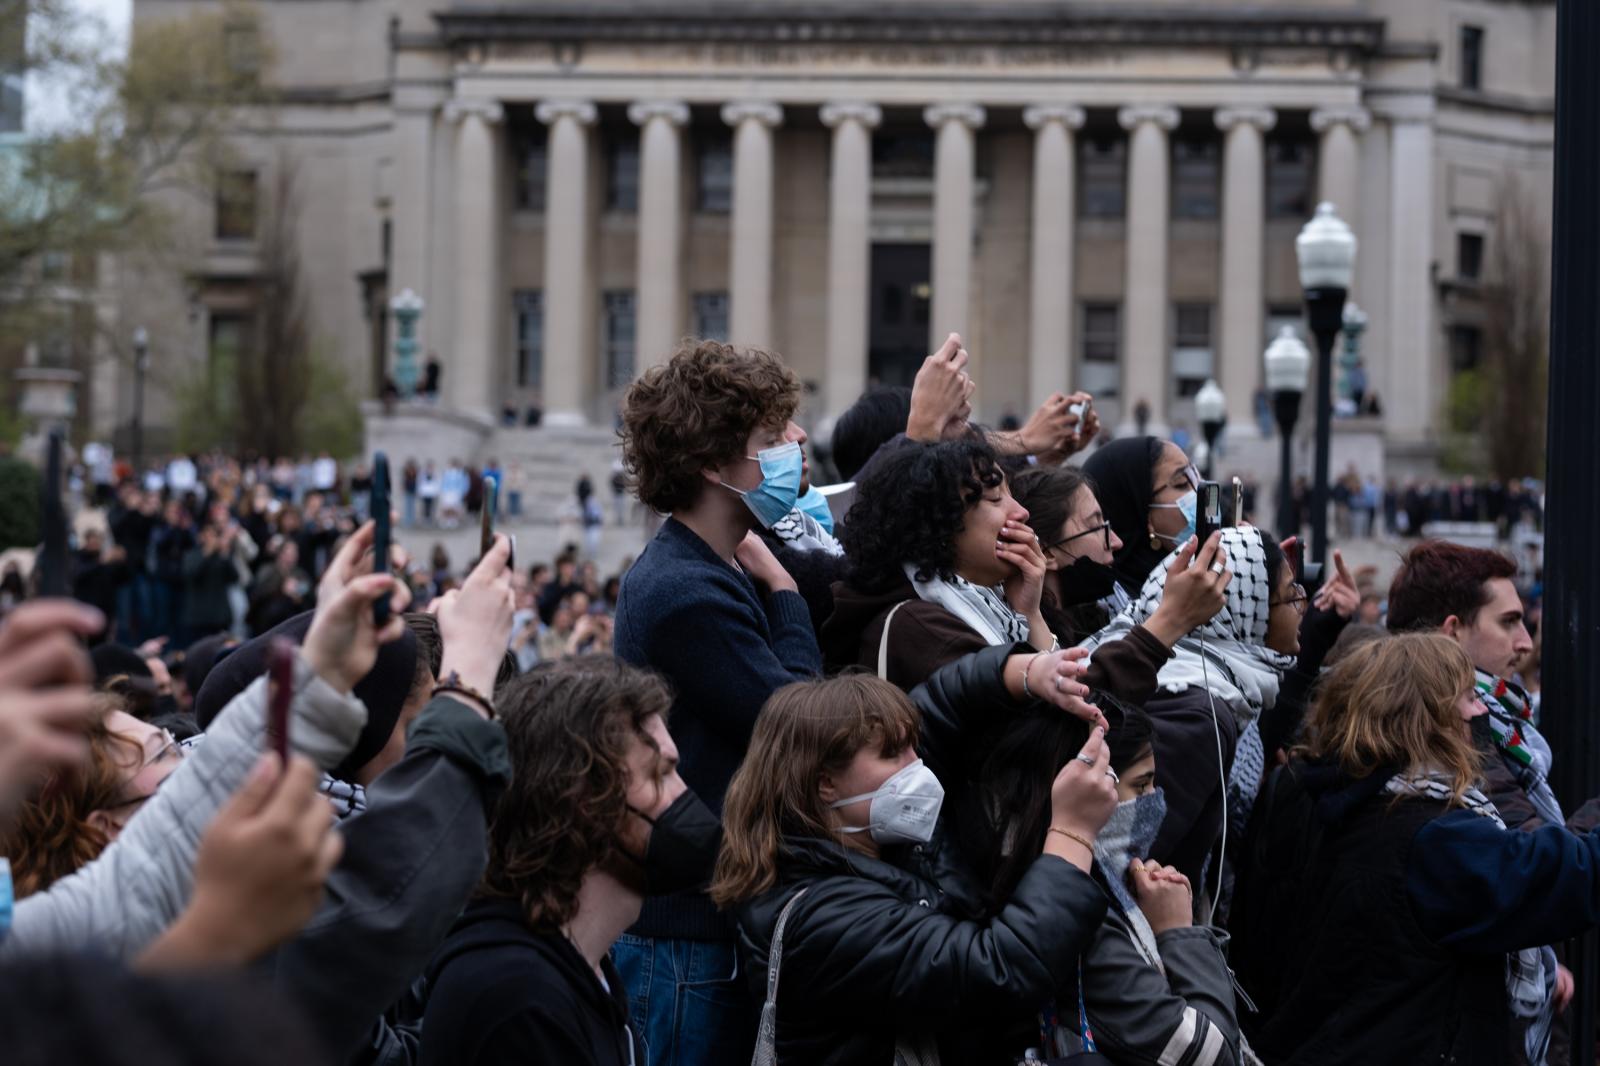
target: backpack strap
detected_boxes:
[877,601,912,681]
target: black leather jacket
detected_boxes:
[733,643,1108,1065]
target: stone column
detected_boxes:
[1117,105,1181,434]
[1311,106,1371,238]
[1022,105,1085,409]
[721,101,784,347]
[391,94,437,356]
[1387,114,1435,446]
[535,100,599,426]
[628,101,690,368]
[445,98,503,420]
[924,103,986,350]
[1215,106,1276,434]
[820,102,881,419]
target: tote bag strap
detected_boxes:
[877,601,912,681]
[749,887,810,1066]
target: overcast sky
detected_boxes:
[26,0,130,132]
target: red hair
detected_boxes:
[1386,540,1518,633]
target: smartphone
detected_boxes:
[1230,476,1245,527]
[37,430,67,597]
[1194,480,1223,546]
[1068,398,1090,442]
[266,636,295,763]
[1284,535,1325,595]
[371,453,392,626]
[480,474,499,560]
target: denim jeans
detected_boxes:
[611,935,753,1066]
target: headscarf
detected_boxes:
[1081,436,1170,598]
[193,609,418,782]
[1080,525,1295,725]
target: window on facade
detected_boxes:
[514,290,543,390]
[606,139,639,212]
[603,290,637,387]
[1460,25,1484,91]
[1450,325,1483,372]
[223,18,263,85]
[215,170,258,241]
[1457,232,1485,282]
[694,292,729,341]
[697,136,733,213]
[1080,302,1121,398]
[872,133,934,180]
[1079,134,1126,219]
[512,126,548,212]
[1171,135,1221,219]
[1173,303,1214,398]
[1266,136,1316,219]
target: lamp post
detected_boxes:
[1195,379,1226,480]
[1295,201,1357,564]
[1264,326,1311,539]
[132,326,149,477]
[389,289,425,399]
[1339,302,1367,410]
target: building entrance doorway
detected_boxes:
[868,242,931,389]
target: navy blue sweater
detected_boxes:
[615,517,822,939]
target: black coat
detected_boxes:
[733,643,1108,1064]
[419,899,636,1066]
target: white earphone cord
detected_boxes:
[1198,629,1227,927]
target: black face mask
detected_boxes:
[625,789,723,897]
[1058,555,1120,605]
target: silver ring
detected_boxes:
[1210,561,1225,574]
[1106,769,1120,783]
[1075,754,1096,767]
[1053,675,1063,691]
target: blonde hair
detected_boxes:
[1298,632,1482,801]
[710,674,919,907]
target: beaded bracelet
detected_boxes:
[1020,653,1043,700]
[431,671,496,720]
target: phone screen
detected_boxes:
[1230,477,1245,527]
[480,475,499,559]
[1195,481,1222,545]
[371,453,391,625]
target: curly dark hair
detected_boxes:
[479,655,672,928]
[619,339,801,514]
[838,438,1004,594]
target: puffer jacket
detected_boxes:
[1078,905,1241,1065]
[733,642,1108,1064]
[3,654,366,960]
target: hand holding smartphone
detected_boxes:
[1194,481,1223,547]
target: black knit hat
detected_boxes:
[191,610,419,782]
[90,643,153,686]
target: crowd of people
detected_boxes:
[0,330,1592,1066]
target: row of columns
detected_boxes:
[436,97,1373,428]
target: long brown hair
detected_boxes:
[710,674,919,907]
[3,696,138,898]
[478,656,671,929]
[1297,632,1482,801]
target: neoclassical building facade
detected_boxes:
[119,0,1555,469]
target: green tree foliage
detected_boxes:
[0,455,41,550]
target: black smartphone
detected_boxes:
[371,453,392,626]
[37,429,67,597]
[1194,480,1223,547]
[266,636,295,763]
[480,474,498,560]
[1284,535,1325,595]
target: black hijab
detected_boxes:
[1081,435,1170,596]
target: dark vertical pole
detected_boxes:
[1544,2,1600,1060]
[1305,290,1345,565]
[1273,392,1300,539]
[132,345,147,477]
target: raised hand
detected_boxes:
[907,332,974,443]
[1143,533,1231,648]
[302,520,411,694]
[1312,549,1359,618]
[0,601,103,814]
[1130,858,1194,932]
[435,533,517,701]
[1008,647,1110,731]
[734,531,799,595]
[1050,725,1119,842]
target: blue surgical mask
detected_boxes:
[723,441,804,529]
[1149,491,1196,547]
[794,486,835,534]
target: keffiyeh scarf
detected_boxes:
[1387,770,1555,1062]
[772,508,843,557]
[1475,669,1562,827]
[902,562,1031,647]
[1081,526,1295,724]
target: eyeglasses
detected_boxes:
[1043,521,1113,555]
[103,731,184,813]
[1271,583,1309,613]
